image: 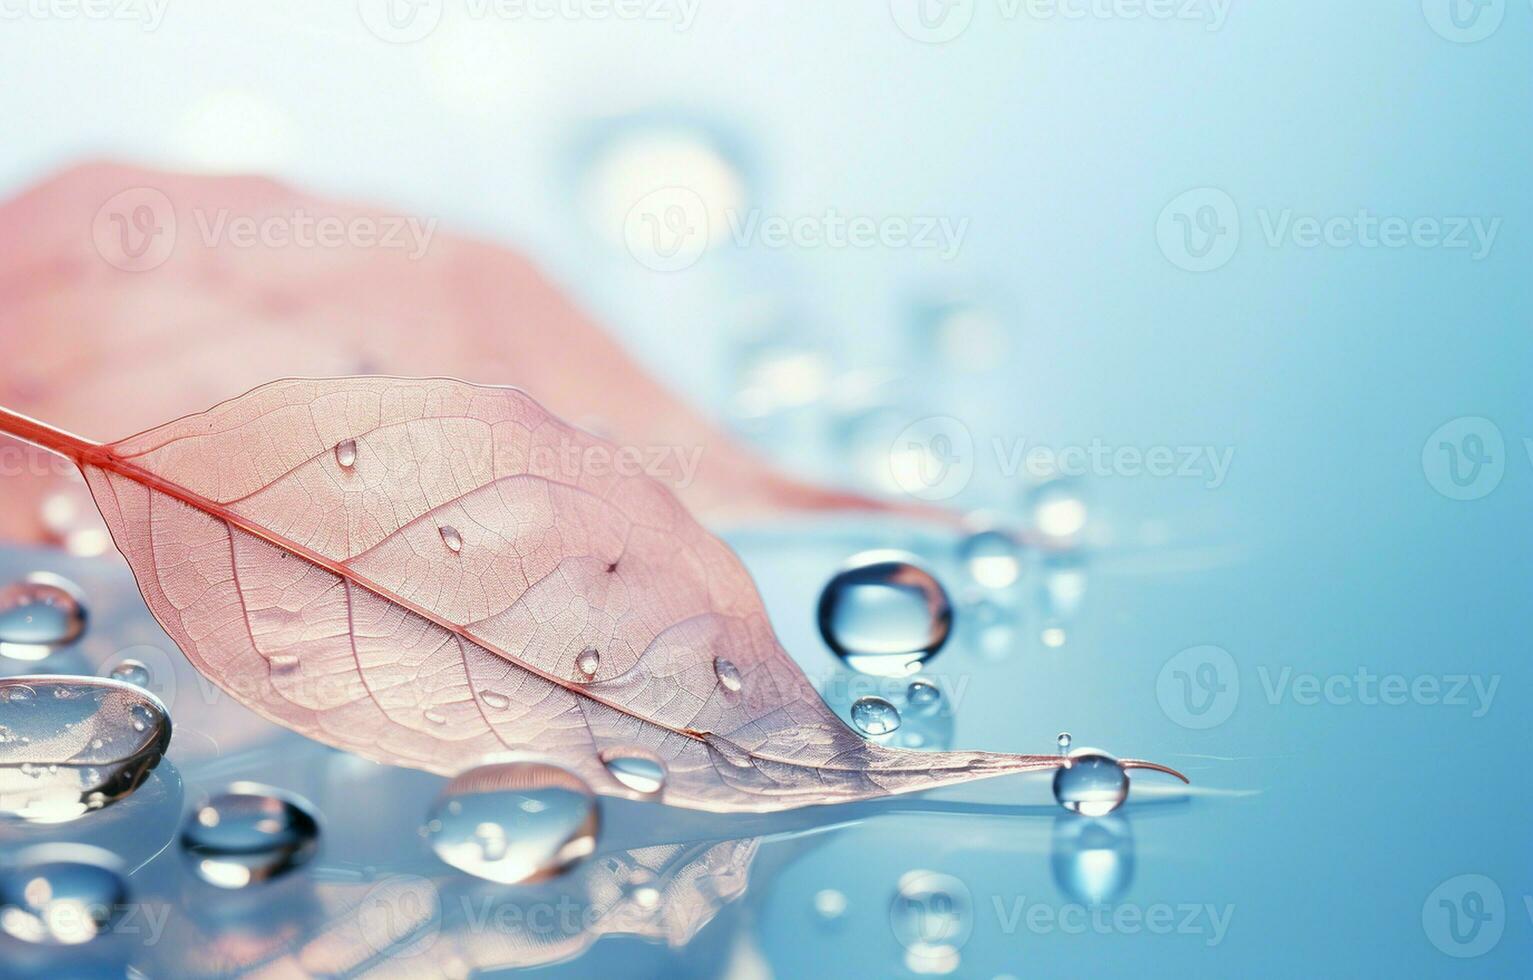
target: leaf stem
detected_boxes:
[0,404,100,464]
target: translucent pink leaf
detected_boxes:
[0,162,919,549]
[0,378,1184,812]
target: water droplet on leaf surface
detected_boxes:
[713,657,742,693]
[601,752,666,796]
[426,761,598,885]
[576,648,600,678]
[439,525,463,553]
[335,438,357,468]
[851,696,901,736]
[818,553,952,677]
[1052,750,1128,817]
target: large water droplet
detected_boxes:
[335,438,358,468]
[889,870,971,976]
[426,761,598,885]
[1026,478,1087,542]
[180,783,320,888]
[0,574,87,662]
[1052,750,1128,817]
[601,751,666,796]
[0,844,128,945]
[958,528,1022,590]
[439,525,463,553]
[713,657,742,693]
[851,696,901,736]
[0,677,171,824]
[817,553,952,677]
[1052,814,1134,904]
[576,648,600,678]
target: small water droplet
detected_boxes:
[851,696,901,736]
[958,528,1022,590]
[713,657,742,693]
[576,648,600,678]
[179,783,320,888]
[0,573,87,662]
[107,659,151,689]
[1052,750,1128,817]
[906,680,941,715]
[426,761,597,885]
[818,552,952,677]
[335,438,357,468]
[890,870,971,975]
[0,844,128,945]
[439,525,463,553]
[1056,732,1072,755]
[814,888,848,920]
[479,690,510,710]
[269,654,298,672]
[1026,478,1087,542]
[601,751,666,796]
[0,677,171,823]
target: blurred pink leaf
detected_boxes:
[0,162,910,550]
[0,378,1183,811]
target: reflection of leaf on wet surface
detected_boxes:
[233,837,760,978]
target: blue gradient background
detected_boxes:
[2,2,1529,976]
